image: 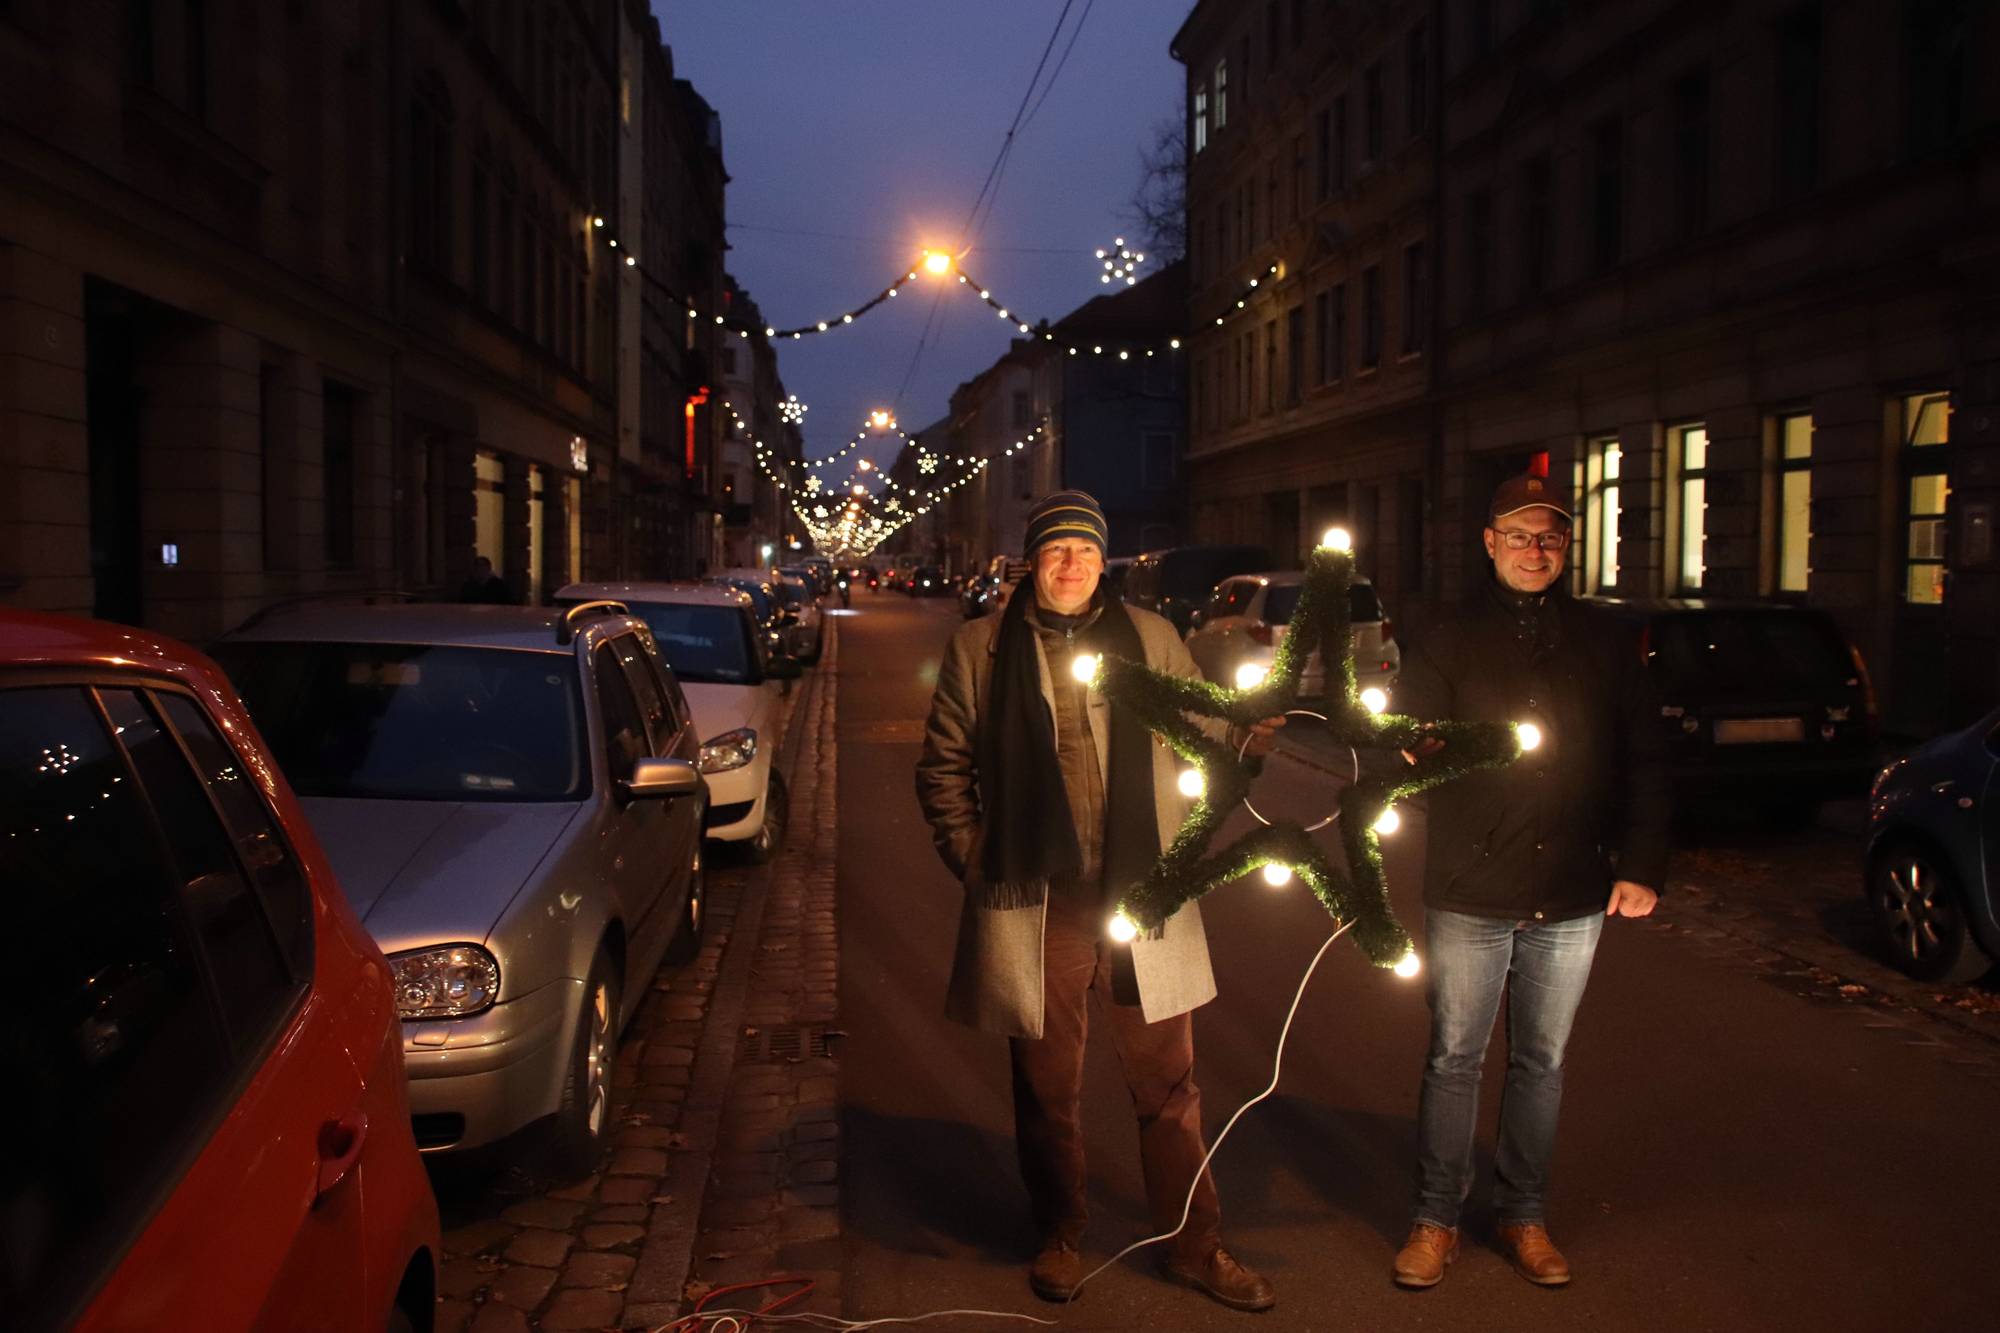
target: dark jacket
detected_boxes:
[1396,580,1671,921]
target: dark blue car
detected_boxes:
[1865,707,2000,982]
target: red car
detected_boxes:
[1,610,440,1333]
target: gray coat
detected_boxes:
[915,602,1218,1037]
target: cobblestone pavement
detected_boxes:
[425,632,839,1333]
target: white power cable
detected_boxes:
[1066,919,1354,1301]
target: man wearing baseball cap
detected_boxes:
[1388,474,1670,1291]
[917,490,1280,1312]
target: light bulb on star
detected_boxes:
[1373,805,1402,836]
[1261,863,1293,887]
[1177,768,1206,799]
[1515,722,1544,752]
[1360,687,1389,715]
[1234,662,1269,690]
[1320,527,1352,552]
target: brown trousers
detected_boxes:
[1008,894,1222,1260]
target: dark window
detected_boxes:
[1332,95,1348,189]
[1465,187,1493,315]
[1012,391,1032,428]
[1263,320,1278,414]
[408,77,453,275]
[1589,115,1624,270]
[497,172,517,326]
[1402,242,1427,355]
[1777,4,1822,198]
[1407,20,1430,136]
[322,381,356,569]
[1314,105,1333,200]
[157,692,313,979]
[610,635,671,752]
[1672,68,1712,237]
[1292,0,1306,45]
[1469,0,1494,59]
[470,159,491,304]
[183,0,209,120]
[1318,283,1345,383]
[1285,305,1304,405]
[1521,153,1552,295]
[1291,134,1305,220]
[593,642,649,782]
[1363,64,1384,162]
[1361,265,1382,368]
[1904,0,1969,157]
[125,0,155,88]
[101,690,295,1049]
[1,687,230,1331]
[1142,432,1176,490]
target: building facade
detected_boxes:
[1174,0,2000,732]
[0,0,733,641]
[715,281,799,570]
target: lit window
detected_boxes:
[1194,85,1210,153]
[1584,437,1621,592]
[1776,413,1812,593]
[1674,423,1708,591]
[1902,392,1951,605]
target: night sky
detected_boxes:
[654,1,1187,470]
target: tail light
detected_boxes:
[1248,623,1274,646]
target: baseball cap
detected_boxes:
[1489,474,1573,523]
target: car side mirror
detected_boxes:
[622,756,702,801]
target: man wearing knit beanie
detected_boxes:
[917,490,1280,1313]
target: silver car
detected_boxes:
[214,601,707,1169]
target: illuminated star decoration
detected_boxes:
[1096,237,1145,286]
[918,452,939,475]
[803,476,822,494]
[780,394,808,425]
[1084,530,1532,968]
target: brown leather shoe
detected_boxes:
[1391,1223,1460,1289]
[1498,1222,1572,1286]
[1164,1245,1276,1313]
[1029,1239,1084,1302]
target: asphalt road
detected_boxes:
[835,591,1998,1333]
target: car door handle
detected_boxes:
[314,1111,368,1204]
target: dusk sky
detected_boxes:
[653,1,1188,469]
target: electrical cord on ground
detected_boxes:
[1065,918,1356,1303]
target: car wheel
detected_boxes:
[546,946,619,1175]
[1868,841,1993,984]
[666,846,707,965]
[745,770,789,865]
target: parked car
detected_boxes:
[560,582,793,860]
[213,601,708,1170]
[2,609,439,1333]
[801,556,835,596]
[1184,570,1400,701]
[771,568,824,661]
[907,565,954,597]
[709,571,795,665]
[1865,706,2000,983]
[961,555,1029,619]
[1586,598,1879,822]
[1122,544,1272,636]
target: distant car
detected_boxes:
[3,609,439,1333]
[1865,706,2000,983]
[960,572,1001,618]
[1185,570,1400,701]
[771,568,824,661]
[907,565,954,597]
[709,571,794,665]
[214,601,708,1170]
[1587,599,1878,822]
[801,556,835,597]
[560,582,794,860]
[1122,544,1272,636]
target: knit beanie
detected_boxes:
[1023,490,1108,557]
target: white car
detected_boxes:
[1183,570,1401,703]
[559,582,791,860]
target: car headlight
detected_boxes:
[390,944,501,1020]
[699,727,758,773]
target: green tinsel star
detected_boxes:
[1092,539,1528,968]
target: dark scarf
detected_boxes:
[976,582,1160,909]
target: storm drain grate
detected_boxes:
[738,1024,833,1064]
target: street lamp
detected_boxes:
[869,409,893,429]
[922,249,953,276]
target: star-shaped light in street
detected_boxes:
[918,453,939,474]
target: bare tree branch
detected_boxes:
[1120,110,1186,264]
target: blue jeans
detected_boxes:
[1413,908,1603,1231]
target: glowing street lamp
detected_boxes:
[869,409,893,429]
[922,250,953,276]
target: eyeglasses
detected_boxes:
[1491,529,1572,552]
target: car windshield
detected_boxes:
[212,642,588,801]
[1160,547,1270,600]
[1649,613,1852,690]
[627,603,755,684]
[1262,583,1382,625]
